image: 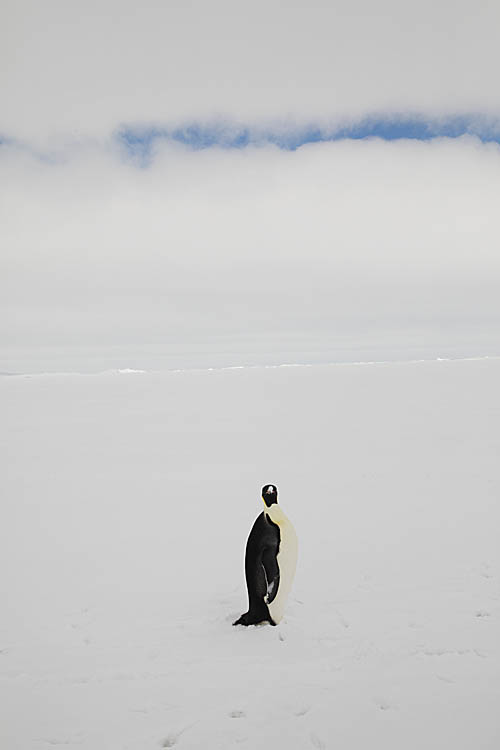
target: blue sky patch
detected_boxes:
[114,114,500,165]
[2,114,499,166]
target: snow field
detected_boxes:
[1,358,499,749]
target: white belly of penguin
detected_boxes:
[264,505,298,624]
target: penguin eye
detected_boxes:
[266,486,274,493]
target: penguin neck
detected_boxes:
[264,503,287,526]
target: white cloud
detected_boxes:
[2,136,499,368]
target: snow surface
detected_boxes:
[1,358,499,749]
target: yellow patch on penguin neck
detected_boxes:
[263,501,287,526]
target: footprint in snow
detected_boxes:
[161,734,178,748]
[309,731,326,749]
[436,674,455,684]
[35,733,85,746]
[294,705,311,717]
[478,563,495,580]
[161,721,198,746]
[229,710,246,718]
[335,610,350,629]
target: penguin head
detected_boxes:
[262,484,278,507]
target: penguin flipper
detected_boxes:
[262,547,280,604]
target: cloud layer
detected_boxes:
[2,135,499,369]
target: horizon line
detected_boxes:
[3,354,500,379]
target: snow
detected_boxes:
[1,357,499,749]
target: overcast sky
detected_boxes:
[2,0,500,370]
[3,0,500,137]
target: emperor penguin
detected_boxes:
[233,484,298,626]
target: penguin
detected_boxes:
[233,484,298,626]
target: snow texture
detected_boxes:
[1,358,499,749]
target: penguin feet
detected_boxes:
[232,611,276,627]
[232,612,252,626]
